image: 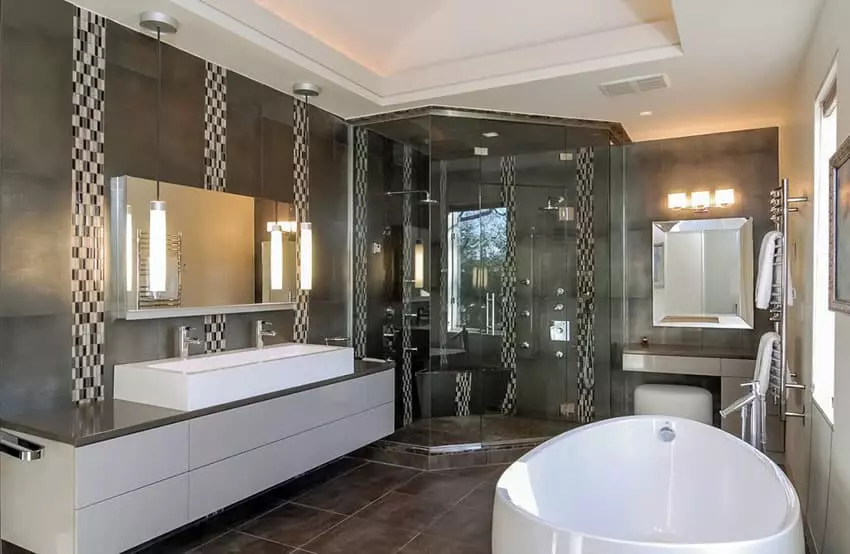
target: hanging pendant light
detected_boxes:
[292,82,321,292]
[140,12,179,293]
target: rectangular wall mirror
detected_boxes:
[110,176,297,319]
[652,217,754,329]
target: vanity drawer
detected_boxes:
[189,370,394,469]
[76,473,189,554]
[623,353,720,376]
[721,358,756,378]
[75,422,189,509]
[189,401,394,520]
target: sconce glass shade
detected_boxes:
[691,191,711,209]
[414,240,425,288]
[667,192,688,210]
[270,223,284,290]
[714,189,735,206]
[148,200,167,293]
[126,206,133,292]
[300,222,312,291]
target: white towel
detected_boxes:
[756,231,795,310]
[754,331,780,393]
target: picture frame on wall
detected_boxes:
[829,134,850,313]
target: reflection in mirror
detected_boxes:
[652,217,754,329]
[111,176,297,319]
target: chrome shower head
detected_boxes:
[385,190,439,205]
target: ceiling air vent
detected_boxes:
[599,74,671,97]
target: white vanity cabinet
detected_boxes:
[0,369,394,554]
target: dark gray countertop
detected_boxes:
[0,359,395,447]
[623,343,756,360]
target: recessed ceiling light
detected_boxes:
[482,131,499,138]
[639,111,653,117]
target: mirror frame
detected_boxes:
[651,216,754,329]
[109,176,295,320]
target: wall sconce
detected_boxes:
[714,189,735,206]
[690,191,711,210]
[668,189,736,212]
[667,193,689,210]
[266,221,297,234]
[414,240,424,289]
[472,265,489,289]
[299,222,312,291]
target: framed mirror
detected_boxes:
[110,176,297,319]
[652,217,754,329]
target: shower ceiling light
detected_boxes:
[482,131,499,138]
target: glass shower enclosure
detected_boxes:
[351,108,617,453]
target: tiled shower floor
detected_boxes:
[0,458,500,554]
[383,414,578,447]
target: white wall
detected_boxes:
[781,0,850,551]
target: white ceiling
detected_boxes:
[77,0,824,141]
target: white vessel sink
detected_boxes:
[114,344,354,411]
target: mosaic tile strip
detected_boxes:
[401,144,414,426]
[353,127,369,358]
[71,7,107,403]
[499,156,518,414]
[576,147,596,423]
[293,97,310,343]
[203,62,227,192]
[455,370,472,417]
[203,314,226,353]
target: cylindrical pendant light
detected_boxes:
[126,206,134,292]
[414,240,424,288]
[293,83,321,293]
[270,222,284,290]
[300,222,313,290]
[140,12,179,293]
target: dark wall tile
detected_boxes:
[0,171,71,316]
[105,21,205,187]
[1,0,73,181]
[0,314,73,412]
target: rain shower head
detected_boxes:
[385,190,439,205]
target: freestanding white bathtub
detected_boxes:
[493,416,802,554]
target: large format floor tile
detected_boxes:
[302,516,419,554]
[189,532,294,553]
[238,504,345,548]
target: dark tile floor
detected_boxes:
[0,457,498,554]
[179,458,497,554]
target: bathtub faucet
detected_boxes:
[720,381,766,452]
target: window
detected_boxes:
[812,62,837,423]
[447,207,506,333]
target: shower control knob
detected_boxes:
[555,351,564,359]
[553,303,565,311]
[520,310,531,318]
[518,278,531,286]
[519,342,530,350]
[555,287,565,296]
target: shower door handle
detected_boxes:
[485,293,496,335]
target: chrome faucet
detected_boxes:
[255,320,277,349]
[177,326,202,360]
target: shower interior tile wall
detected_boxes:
[0,0,349,408]
[610,127,779,416]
